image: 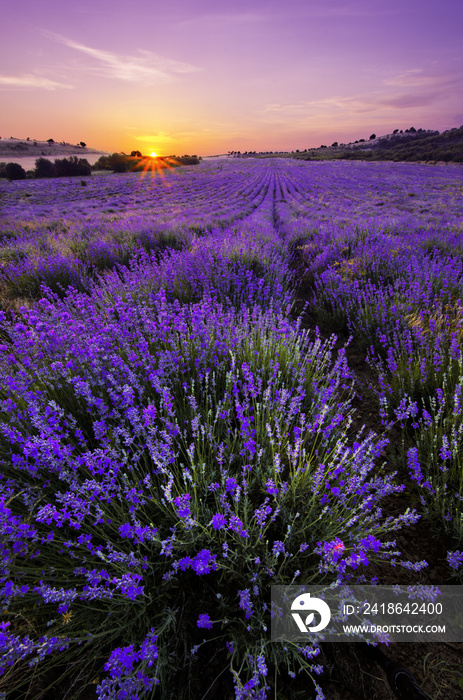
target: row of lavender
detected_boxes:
[0,159,462,698]
[286,163,463,576]
[2,159,462,306]
[0,162,278,301]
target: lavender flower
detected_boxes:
[197,613,213,630]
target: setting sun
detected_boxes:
[150,151,157,157]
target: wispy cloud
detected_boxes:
[134,128,215,144]
[384,68,462,90]
[176,5,393,29]
[378,92,445,109]
[263,95,377,117]
[135,133,175,143]
[263,68,463,124]
[304,2,397,19]
[47,32,199,84]
[0,74,73,90]
[177,12,269,28]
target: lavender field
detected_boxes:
[1,158,463,699]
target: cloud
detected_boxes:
[384,69,436,88]
[47,33,199,84]
[177,12,269,28]
[0,74,73,90]
[301,3,395,19]
[263,73,462,124]
[263,95,377,117]
[378,92,445,109]
[134,128,215,144]
[384,68,462,90]
[135,133,175,143]
[176,4,393,29]
[263,102,308,114]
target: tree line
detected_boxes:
[289,127,463,163]
[92,152,201,172]
[0,156,92,180]
[0,153,202,180]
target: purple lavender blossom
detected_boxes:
[210,513,227,529]
[447,550,463,571]
[197,613,213,629]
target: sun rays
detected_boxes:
[126,153,176,183]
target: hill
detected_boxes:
[235,126,463,163]
[0,137,106,158]
[331,126,463,163]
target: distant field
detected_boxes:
[1,159,463,700]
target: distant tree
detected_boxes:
[130,150,142,157]
[5,162,27,180]
[93,153,129,171]
[54,156,91,177]
[369,134,376,140]
[34,157,57,178]
[331,142,338,147]
[47,138,55,145]
[26,137,30,141]
[111,154,132,172]
[80,142,87,149]
[92,155,111,170]
[393,129,399,134]
[175,155,200,165]
[409,127,416,133]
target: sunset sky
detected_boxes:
[2,0,463,156]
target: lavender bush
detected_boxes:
[0,281,418,697]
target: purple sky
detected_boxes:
[1,0,462,155]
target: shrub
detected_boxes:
[0,287,416,698]
[4,162,26,180]
[54,156,92,177]
[34,157,57,178]
[174,155,201,165]
[111,154,132,172]
[33,157,92,179]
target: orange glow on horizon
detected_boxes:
[125,154,174,184]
